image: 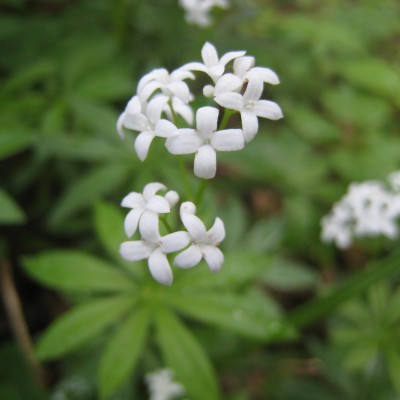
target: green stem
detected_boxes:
[168,98,178,125]
[195,179,209,205]
[160,216,173,234]
[218,109,236,130]
[179,157,193,201]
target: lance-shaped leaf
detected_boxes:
[0,189,25,224]
[98,307,151,399]
[23,250,135,292]
[155,308,220,400]
[164,289,294,341]
[36,295,135,360]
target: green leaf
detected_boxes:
[49,163,131,228]
[386,347,400,395]
[289,249,400,328]
[36,295,135,360]
[0,188,25,224]
[23,250,135,293]
[98,307,151,399]
[164,290,292,342]
[0,129,34,160]
[155,308,220,400]
[261,257,317,291]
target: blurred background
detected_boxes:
[1,0,400,399]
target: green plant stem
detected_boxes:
[160,216,173,233]
[179,157,193,201]
[218,109,236,130]
[195,179,209,205]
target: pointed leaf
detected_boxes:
[155,308,220,400]
[98,307,151,399]
[0,188,25,224]
[23,250,135,292]
[36,296,135,360]
[0,129,34,160]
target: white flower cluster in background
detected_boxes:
[178,0,229,27]
[321,172,400,248]
[146,368,185,400]
[119,182,225,285]
[117,41,283,179]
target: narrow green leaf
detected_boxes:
[98,307,151,399]
[164,290,293,341]
[36,295,135,360]
[0,188,25,224]
[385,348,400,395]
[0,129,34,160]
[49,163,131,227]
[289,249,400,328]
[155,308,220,400]
[23,250,135,292]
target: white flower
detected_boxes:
[120,221,190,285]
[179,0,229,28]
[202,73,243,98]
[215,79,283,142]
[121,182,178,238]
[164,96,194,125]
[233,56,280,85]
[174,202,225,271]
[117,95,179,161]
[137,68,194,103]
[165,106,244,179]
[146,368,185,400]
[321,179,400,248]
[181,42,245,82]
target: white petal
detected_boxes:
[146,195,170,213]
[194,144,217,179]
[203,84,215,97]
[138,81,162,102]
[241,111,259,142]
[179,61,208,74]
[123,113,148,132]
[208,65,225,81]
[174,245,202,269]
[233,56,255,77]
[148,249,173,285]
[214,92,243,111]
[161,231,191,253]
[206,217,226,244]
[165,130,203,154]
[201,245,224,272]
[121,192,145,208]
[171,98,194,125]
[117,112,126,138]
[165,191,179,207]
[211,129,244,151]
[171,69,195,81]
[125,96,142,114]
[137,68,166,92]
[243,79,263,102]
[155,119,179,138]
[167,81,190,103]
[180,201,196,216]
[201,42,219,67]
[124,208,143,237]
[143,182,166,200]
[213,74,243,96]
[252,100,283,120]
[181,211,207,241]
[196,107,219,137]
[219,50,246,67]
[247,67,280,85]
[134,131,155,161]
[120,240,154,261]
[146,95,169,125]
[139,211,160,243]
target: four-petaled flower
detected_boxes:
[215,79,283,142]
[174,202,225,271]
[165,106,244,179]
[121,182,178,238]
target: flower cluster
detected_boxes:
[119,182,225,285]
[321,172,400,248]
[145,368,185,400]
[178,0,229,27]
[118,41,283,179]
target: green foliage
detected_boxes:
[0,188,25,224]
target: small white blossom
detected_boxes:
[233,56,280,85]
[321,179,400,248]
[137,68,194,103]
[179,0,229,28]
[146,368,185,400]
[215,79,283,142]
[174,201,225,271]
[121,182,179,238]
[202,73,243,98]
[165,106,244,179]
[181,42,245,82]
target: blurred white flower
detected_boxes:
[137,68,194,103]
[121,182,179,238]
[179,0,229,28]
[146,368,185,400]
[321,179,400,248]
[215,79,283,142]
[181,41,245,82]
[165,106,244,179]
[233,55,280,85]
[174,201,225,271]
